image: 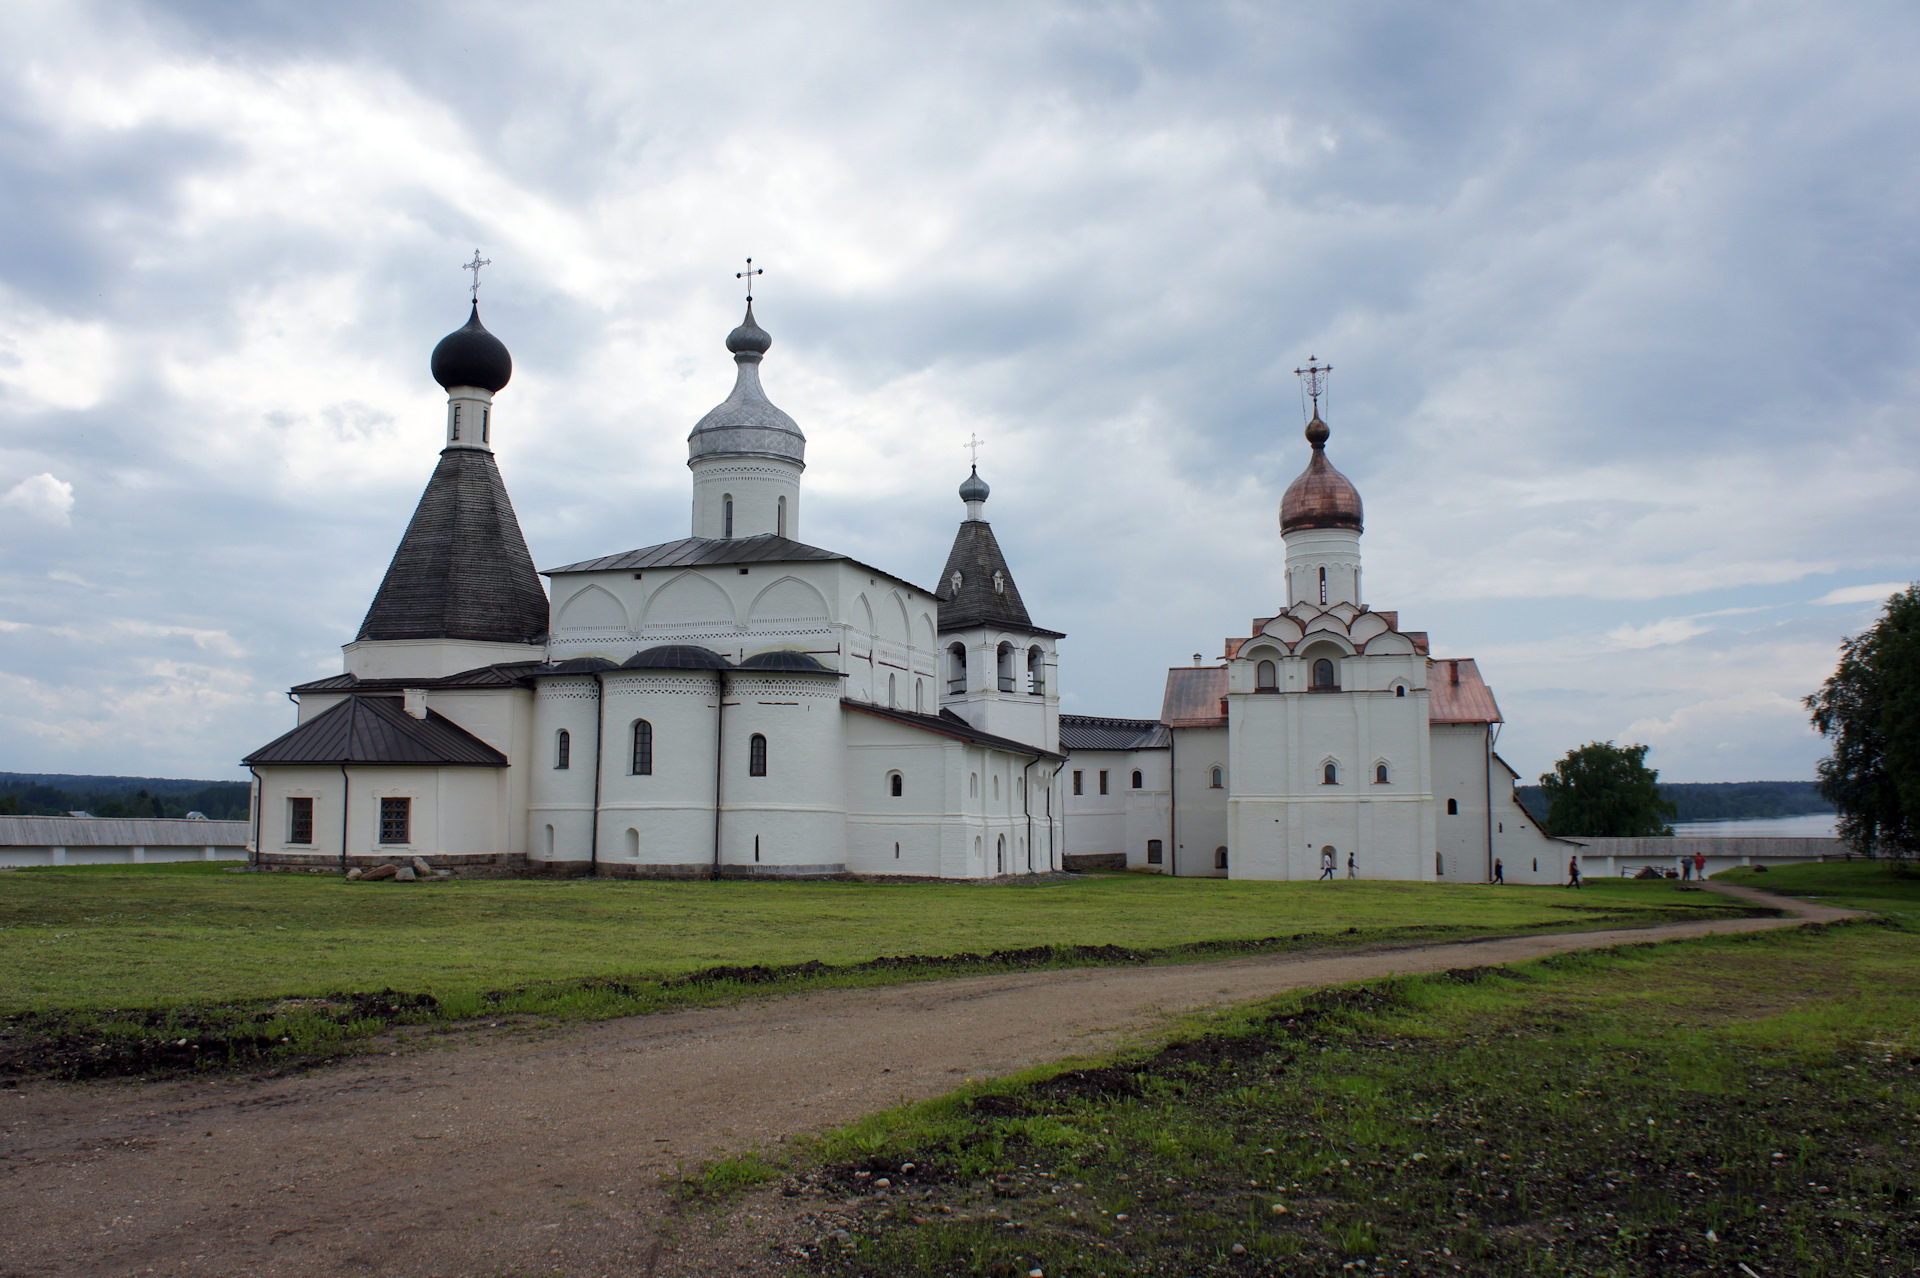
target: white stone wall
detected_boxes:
[717,670,848,873]
[1170,725,1229,877]
[1431,723,1493,882]
[594,668,726,871]
[527,675,604,863]
[547,559,942,710]
[690,456,804,543]
[340,637,545,680]
[938,628,1059,754]
[255,763,510,860]
[1060,749,1171,868]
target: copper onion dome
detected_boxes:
[1279,413,1363,534]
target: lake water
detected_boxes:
[1669,814,1837,838]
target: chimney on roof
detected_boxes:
[1193,653,1203,666]
[1449,661,1459,685]
[403,688,430,719]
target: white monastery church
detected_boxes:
[246,294,1066,878]
[244,282,1561,883]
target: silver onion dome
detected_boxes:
[688,301,804,466]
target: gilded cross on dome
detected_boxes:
[736,257,764,301]
[463,249,491,302]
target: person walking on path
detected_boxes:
[1493,858,1505,884]
[1681,857,1693,882]
[1567,854,1582,889]
[1694,851,1708,880]
[1319,849,1336,881]
[1347,851,1357,879]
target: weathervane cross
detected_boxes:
[463,249,491,303]
[1293,354,1332,415]
[736,257,763,301]
[965,433,985,466]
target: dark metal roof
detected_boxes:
[542,534,931,595]
[1059,714,1170,751]
[244,696,509,767]
[356,448,549,645]
[0,815,251,847]
[738,650,832,672]
[543,657,618,675]
[622,644,732,670]
[291,662,546,695]
[935,520,1063,638]
[430,304,512,392]
[844,701,1065,761]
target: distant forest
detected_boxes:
[1514,780,1832,827]
[0,773,251,821]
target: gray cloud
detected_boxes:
[1,0,1915,782]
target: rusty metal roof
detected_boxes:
[1279,422,1363,534]
[1427,658,1502,724]
[1161,665,1228,728]
[244,696,509,767]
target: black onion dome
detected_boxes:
[431,304,513,392]
[738,650,830,671]
[621,644,732,670]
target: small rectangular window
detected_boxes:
[451,405,461,440]
[287,796,313,845]
[378,797,411,845]
[1147,839,1163,864]
[1098,770,1109,795]
[1072,770,1083,795]
[481,407,489,443]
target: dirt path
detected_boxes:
[0,886,1858,1278]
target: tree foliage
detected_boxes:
[1538,740,1676,837]
[1806,584,1920,859]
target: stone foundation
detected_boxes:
[254,851,529,877]
[1063,852,1128,873]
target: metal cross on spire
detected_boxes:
[736,257,763,301]
[463,249,491,303]
[1293,355,1332,418]
[965,433,985,466]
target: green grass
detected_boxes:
[1717,858,1920,931]
[0,863,1738,1013]
[773,874,1920,1276]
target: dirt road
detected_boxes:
[0,885,1856,1277]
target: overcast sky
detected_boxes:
[2,0,1917,785]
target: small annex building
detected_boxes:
[1061,382,1573,883]
[245,294,1064,878]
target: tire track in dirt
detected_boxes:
[0,885,1857,1277]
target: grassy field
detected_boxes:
[0,863,1742,1013]
[771,863,1918,1277]
[0,863,1753,1082]
[1718,858,1920,931]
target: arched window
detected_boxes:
[625,828,639,859]
[555,729,571,770]
[894,841,901,859]
[723,495,734,539]
[1446,797,1459,815]
[1131,769,1143,789]
[776,495,786,538]
[1028,645,1045,695]
[749,733,767,777]
[1375,762,1389,784]
[1319,565,1327,604]
[993,774,1000,800]
[1436,851,1446,876]
[997,642,1015,692]
[996,834,1005,874]
[889,771,903,797]
[949,642,967,694]
[1210,766,1224,789]
[1256,659,1277,690]
[1323,762,1338,785]
[631,720,653,775]
[1312,658,1336,690]
[970,772,979,798]
[1395,684,1406,698]
[888,672,897,707]
[915,679,924,713]
[1215,846,1229,870]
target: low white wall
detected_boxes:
[1565,836,1850,878]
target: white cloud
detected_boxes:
[0,473,76,525]
[0,288,114,411]
[1603,618,1711,650]
[1813,582,1911,607]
